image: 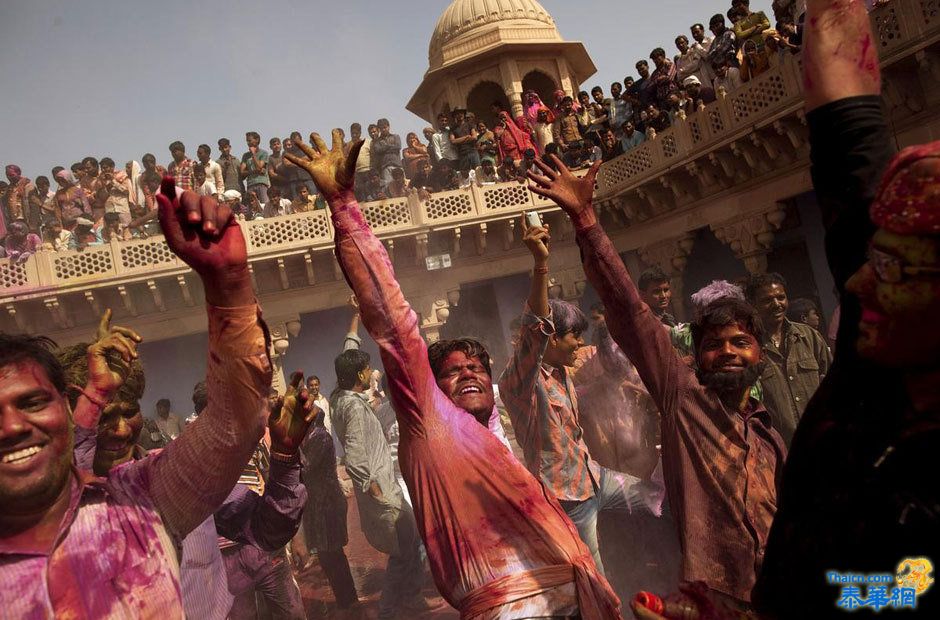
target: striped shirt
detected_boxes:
[498,309,601,501]
[0,303,272,618]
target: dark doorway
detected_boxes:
[522,70,557,108]
[466,81,510,130]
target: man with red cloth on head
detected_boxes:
[752,0,940,616]
[285,132,621,619]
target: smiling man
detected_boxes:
[285,131,621,619]
[754,0,940,615]
[0,178,272,617]
[745,273,831,445]
[527,156,786,609]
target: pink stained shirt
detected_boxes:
[0,303,272,618]
[330,193,621,620]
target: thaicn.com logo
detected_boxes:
[829,557,934,611]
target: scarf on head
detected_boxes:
[524,90,555,124]
[498,112,533,156]
[870,140,940,234]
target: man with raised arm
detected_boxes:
[0,177,272,617]
[527,157,785,609]
[285,131,621,619]
[753,0,940,615]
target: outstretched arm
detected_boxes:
[802,0,894,290]
[803,0,880,113]
[215,372,312,551]
[496,216,553,432]
[527,157,685,415]
[127,179,272,540]
[285,131,433,433]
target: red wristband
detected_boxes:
[70,384,110,410]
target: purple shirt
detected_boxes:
[573,217,786,602]
[0,304,272,618]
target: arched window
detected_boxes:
[466,81,510,130]
[521,70,558,109]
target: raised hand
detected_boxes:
[520,213,550,262]
[283,130,364,203]
[527,156,601,228]
[156,177,253,307]
[85,308,142,400]
[268,371,317,455]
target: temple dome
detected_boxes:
[428,0,562,70]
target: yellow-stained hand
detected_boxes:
[283,130,364,202]
[269,370,317,455]
[85,309,142,400]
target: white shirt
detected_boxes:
[197,180,218,197]
[714,67,743,93]
[431,130,458,162]
[199,159,225,193]
[355,137,372,173]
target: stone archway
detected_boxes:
[522,70,558,109]
[466,81,510,130]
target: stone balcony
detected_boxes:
[2,0,939,345]
[0,178,586,343]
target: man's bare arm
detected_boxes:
[803,0,881,112]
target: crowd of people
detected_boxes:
[0,0,804,264]
[2,1,935,617]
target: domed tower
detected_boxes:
[408,0,596,128]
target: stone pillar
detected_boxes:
[267,315,302,395]
[638,232,697,322]
[710,203,788,275]
[411,294,453,344]
[500,58,524,118]
[548,266,588,303]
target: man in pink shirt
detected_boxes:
[286,131,621,619]
[0,177,273,617]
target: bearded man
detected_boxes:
[527,155,785,610]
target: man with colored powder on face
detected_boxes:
[285,131,622,619]
[527,153,786,609]
[753,0,940,615]
[0,177,272,617]
[63,327,310,620]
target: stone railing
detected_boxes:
[595,0,940,199]
[0,178,576,299]
[3,0,937,302]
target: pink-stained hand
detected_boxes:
[526,156,601,228]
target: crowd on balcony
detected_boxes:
[0,1,882,261]
[1,0,934,619]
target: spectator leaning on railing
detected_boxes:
[2,2,809,255]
